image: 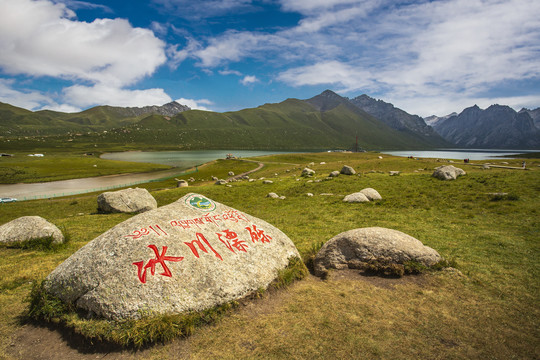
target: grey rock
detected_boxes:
[177,180,188,188]
[301,168,315,177]
[211,176,218,181]
[313,227,441,277]
[263,180,274,184]
[340,165,356,175]
[45,193,301,320]
[329,171,340,177]
[389,171,400,176]
[307,193,314,197]
[343,193,370,203]
[228,171,235,176]
[359,188,382,201]
[432,165,466,180]
[97,188,157,214]
[0,216,64,245]
[267,192,279,199]
[215,179,228,185]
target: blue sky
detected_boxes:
[0,0,539,117]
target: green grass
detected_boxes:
[0,152,539,359]
[0,153,171,183]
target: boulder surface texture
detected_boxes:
[0,216,64,245]
[314,227,441,277]
[46,193,300,320]
[97,188,157,213]
[359,188,382,201]
[432,165,466,180]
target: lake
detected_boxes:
[382,149,539,160]
[101,150,298,168]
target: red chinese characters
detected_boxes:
[132,245,184,284]
[245,225,272,243]
[126,225,168,239]
[184,233,223,261]
[217,229,248,253]
[133,225,272,284]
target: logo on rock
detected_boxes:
[186,194,216,212]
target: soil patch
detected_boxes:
[7,272,430,359]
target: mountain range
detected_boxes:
[425,105,540,149]
[0,90,538,150]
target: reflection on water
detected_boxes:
[383,149,538,160]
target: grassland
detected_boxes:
[0,153,172,183]
[0,152,538,359]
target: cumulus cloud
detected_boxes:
[240,75,259,86]
[175,97,213,111]
[0,0,167,86]
[0,0,172,110]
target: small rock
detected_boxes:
[340,165,356,175]
[389,171,400,176]
[301,168,315,177]
[360,188,382,201]
[263,180,274,184]
[307,193,314,197]
[177,180,189,188]
[343,193,370,203]
[228,171,235,176]
[329,170,340,177]
[432,165,466,180]
[215,179,228,185]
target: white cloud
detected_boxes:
[0,79,53,110]
[277,61,373,91]
[0,0,167,87]
[240,75,259,86]
[175,97,213,111]
[279,0,365,13]
[151,0,254,19]
[63,84,172,108]
[219,69,243,76]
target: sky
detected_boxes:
[0,0,539,117]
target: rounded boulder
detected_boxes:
[314,227,441,277]
[0,216,64,245]
[97,188,157,214]
[45,193,301,320]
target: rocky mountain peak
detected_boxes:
[108,101,190,118]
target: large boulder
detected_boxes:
[340,165,356,175]
[45,193,300,320]
[0,216,64,245]
[432,165,466,180]
[314,227,441,277]
[97,188,157,214]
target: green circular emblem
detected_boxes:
[186,194,216,211]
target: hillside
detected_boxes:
[0,92,445,151]
[348,94,450,148]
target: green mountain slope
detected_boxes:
[0,91,444,150]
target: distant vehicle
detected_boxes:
[0,197,17,203]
